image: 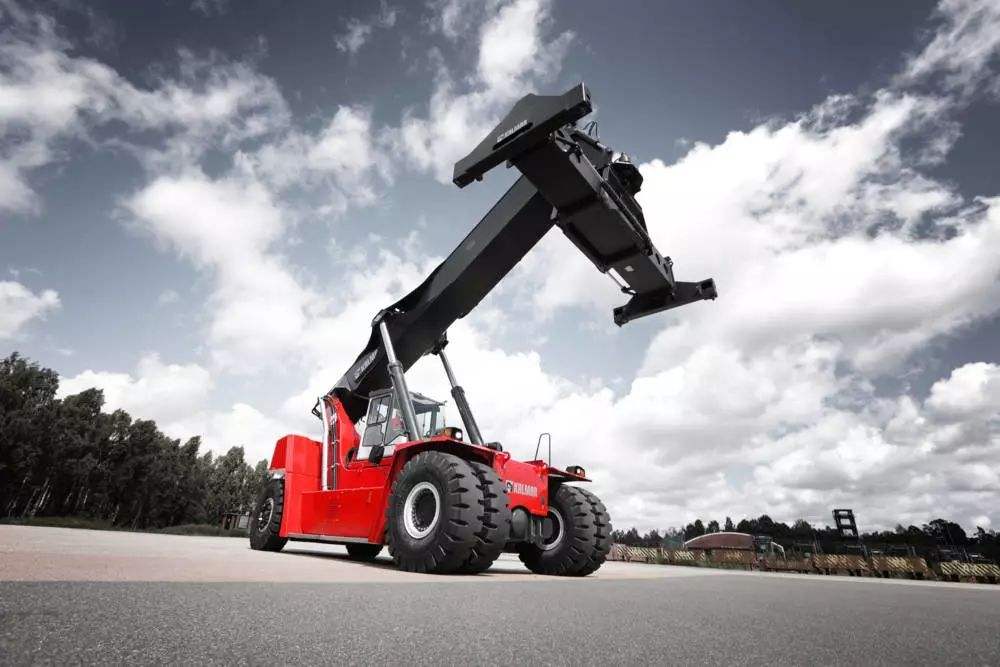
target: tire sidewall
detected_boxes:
[519,484,596,575]
[388,456,452,556]
[249,477,284,550]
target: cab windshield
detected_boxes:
[362,390,445,448]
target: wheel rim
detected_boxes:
[255,497,274,533]
[540,507,565,551]
[403,481,441,539]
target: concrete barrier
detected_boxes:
[607,543,1000,585]
[936,561,1000,583]
[608,544,661,563]
[709,550,754,569]
[869,555,932,579]
[812,554,870,576]
[663,549,706,566]
[761,556,812,573]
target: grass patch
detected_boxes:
[1,516,246,538]
[0,516,121,531]
[156,523,246,538]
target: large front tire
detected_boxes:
[456,461,511,573]
[518,484,596,576]
[249,477,287,552]
[385,451,483,574]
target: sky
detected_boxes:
[2,0,999,533]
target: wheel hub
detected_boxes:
[403,481,441,539]
[540,507,565,551]
[255,497,274,533]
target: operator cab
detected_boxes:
[360,388,448,451]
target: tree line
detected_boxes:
[1,352,269,529]
[612,514,1000,561]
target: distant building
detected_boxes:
[685,531,785,557]
[684,531,754,550]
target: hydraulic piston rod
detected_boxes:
[378,321,421,441]
[435,347,485,446]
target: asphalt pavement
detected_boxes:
[1,526,998,664]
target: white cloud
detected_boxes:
[158,289,180,305]
[334,2,397,54]
[190,0,230,18]
[898,0,1000,93]
[124,171,315,372]
[0,2,288,213]
[58,352,288,461]
[0,280,59,338]
[164,402,289,463]
[236,104,387,210]
[281,239,443,425]
[477,347,1000,532]
[430,0,480,40]
[335,21,373,55]
[392,0,573,181]
[927,362,1000,419]
[477,0,570,98]
[59,353,213,424]
[0,159,36,214]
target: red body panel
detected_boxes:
[272,399,564,544]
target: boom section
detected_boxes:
[330,83,716,423]
[331,178,554,422]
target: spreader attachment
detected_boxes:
[453,82,716,326]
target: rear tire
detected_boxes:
[456,461,511,573]
[575,487,612,576]
[518,484,596,576]
[345,543,383,562]
[386,451,483,574]
[249,477,287,552]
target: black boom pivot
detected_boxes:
[330,83,716,422]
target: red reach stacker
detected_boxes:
[249,84,717,575]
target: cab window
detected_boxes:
[361,393,391,448]
[384,401,408,445]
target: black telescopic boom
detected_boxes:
[329,83,716,424]
[330,178,554,423]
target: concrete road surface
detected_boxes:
[1,526,998,664]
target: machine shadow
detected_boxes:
[278,548,399,572]
[278,547,521,576]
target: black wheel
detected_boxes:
[345,543,383,562]
[518,484,596,576]
[249,477,287,552]
[575,487,612,576]
[385,451,483,574]
[456,461,511,573]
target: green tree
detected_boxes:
[683,519,706,540]
[0,352,60,515]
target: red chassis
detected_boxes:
[270,397,587,545]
